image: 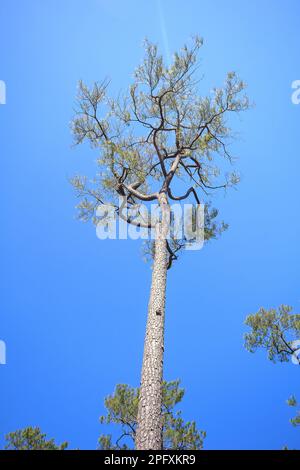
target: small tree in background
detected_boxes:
[98,380,206,450]
[71,36,249,449]
[4,427,68,450]
[244,305,300,364]
[287,396,300,427]
[245,305,300,443]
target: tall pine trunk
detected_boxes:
[135,193,169,450]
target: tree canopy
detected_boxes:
[4,426,68,450]
[244,305,300,364]
[71,36,249,267]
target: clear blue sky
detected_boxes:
[0,0,299,450]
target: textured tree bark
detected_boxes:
[135,193,169,450]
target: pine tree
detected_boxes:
[71,37,249,449]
